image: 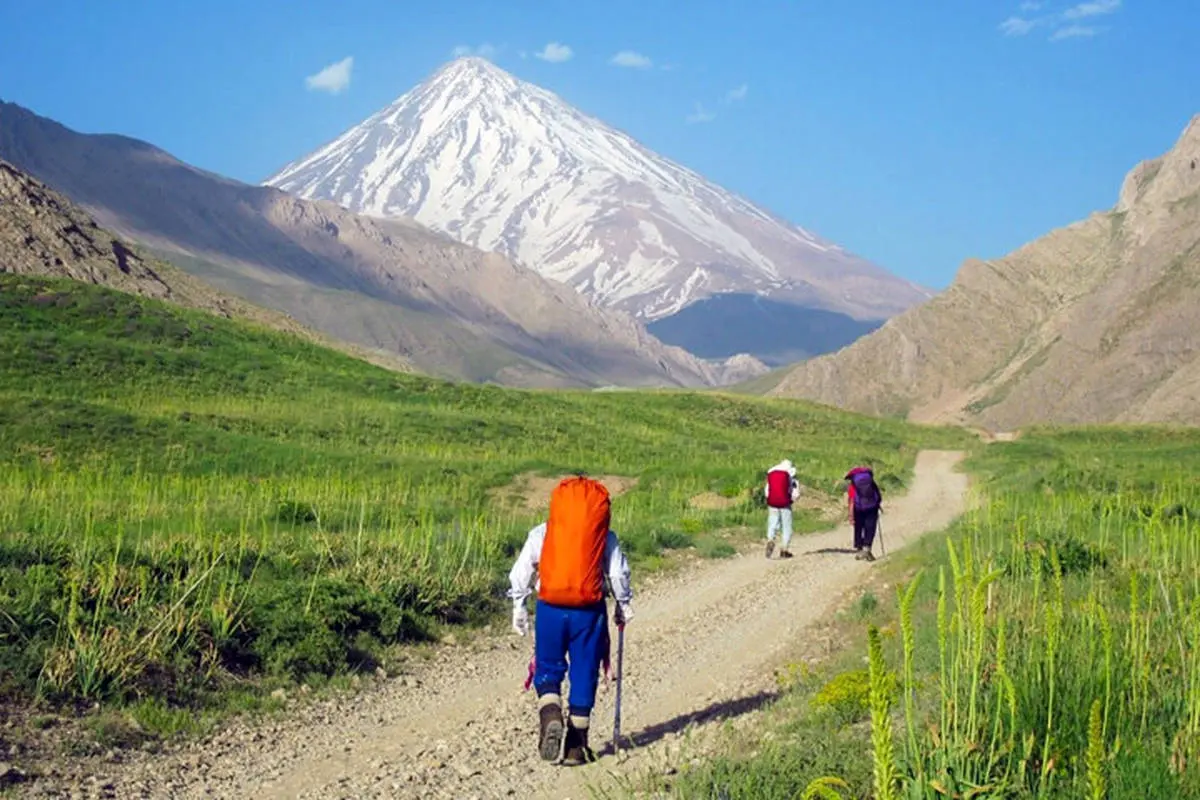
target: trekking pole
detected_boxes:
[877,513,886,557]
[612,620,625,757]
[522,644,536,692]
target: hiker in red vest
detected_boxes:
[845,465,883,561]
[508,476,633,766]
[764,459,800,559]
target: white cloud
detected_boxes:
[1051,0,1120,40]
[1062,0,1120,20]
[999,16,1038,36]
[452,43,497,59]
[535,42,573,63]
[686,103,715,124]
[305,56,353,94]
[1050,23,1100,40]
[1000,0,1120,41]
[724,84,749,103]
[610,50,653,69]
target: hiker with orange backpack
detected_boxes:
[845,465,883,561]
[508,476,633,766]
[764,459,800,559]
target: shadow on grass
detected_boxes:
[595,689,780,758]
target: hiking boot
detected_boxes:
[561,719,595,767]
[765,540,775,559]
[779,549,794,559]
[538,699,565,762]
[863,550,876,562]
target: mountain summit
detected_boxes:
[266,57,930,363]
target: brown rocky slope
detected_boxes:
[769,114,1200,429]
[0,159,413,372]
[0,101,761,389]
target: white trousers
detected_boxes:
[767,506,793,548]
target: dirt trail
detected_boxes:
[22,451,968,800]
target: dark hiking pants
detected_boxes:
[853,508,879,550]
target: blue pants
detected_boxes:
[534,600,609,717]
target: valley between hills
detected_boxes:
[2,42,1199,800]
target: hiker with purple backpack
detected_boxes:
[845,466,883,561]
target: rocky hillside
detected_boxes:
[770,115,1200,429]
[0,159,414,372]
[2,161,180,298]
[0,101,754,389]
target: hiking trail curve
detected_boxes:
[22,450,969,800]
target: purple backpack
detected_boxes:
[851,470,881,512]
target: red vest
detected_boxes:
[766,469,793,508]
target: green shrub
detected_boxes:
[654,528,695,550]
[811,670,871,725]
[698,537,736,559]
[855,591,879,619]
[275,499,319,525]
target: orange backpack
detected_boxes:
[538,476,611,607]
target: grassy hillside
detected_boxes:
[659,427,1200,799]
[0,273,969,728]
[0,159,414,378]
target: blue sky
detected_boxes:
[1,0,1197,289]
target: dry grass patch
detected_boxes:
[795,492,846,523]
[688,491,739,511]
[965,427,1022,443]
[489,472,639,513]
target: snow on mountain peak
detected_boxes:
[266,58,927,321]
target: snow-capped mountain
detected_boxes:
[266,57,929,341]
[0,99,746,390]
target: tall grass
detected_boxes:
[0,274,965,718]
[886,429,1200,798]
[669,426,1200,798]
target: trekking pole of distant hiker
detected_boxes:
[877,512,886,557]
[612,611,626,756]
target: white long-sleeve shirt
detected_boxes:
[508,522,633,607]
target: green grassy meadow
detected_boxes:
[0,273,968,732]
[661,427,1200,799]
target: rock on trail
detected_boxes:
[18,451,968,800]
